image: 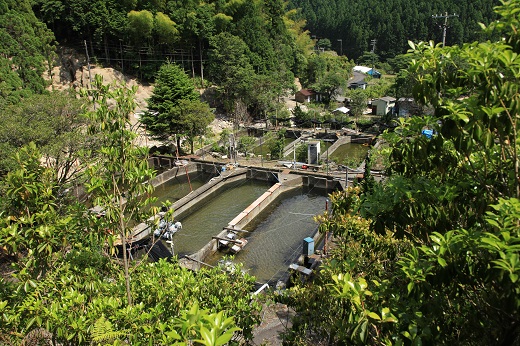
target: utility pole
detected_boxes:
[337,39,342,56]
[432,12,458,47]
[370,39,377,73]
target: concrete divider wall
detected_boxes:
[130,168,247,242]
[196,162,225,174]
[187,176,303,267]
[302,176,342,190]
[149,162,199,188]
[247,168,281,183]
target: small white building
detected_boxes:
[353,66,381,78]
[372,96,396,116]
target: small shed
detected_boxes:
[348,81,367,90]
[372,96,396,116]
[295,89,318,103]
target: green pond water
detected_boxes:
[207,186,329,284]
[150,171,215,208]
[167,179,273,256]
[329,143,369,166]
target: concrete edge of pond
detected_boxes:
[124,162,343,247]
[180,175,303,271]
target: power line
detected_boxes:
[432,12,459,47]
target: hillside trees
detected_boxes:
[289,0,500,60]
[207,32,257,113]
[32,0,304,86]
[0,0,55,106]
[140,62,201,150]
[300,52,353,104]
[0,92,92,183]
[174,98,215,154]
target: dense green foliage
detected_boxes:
[140,63,200,146]
[140,63,214,153]
[0,81,261,344]
[0,0,55,106]
[32,0,301,83]
[0,91,91,182]
[289,0,499,60]
[285,1,520,344]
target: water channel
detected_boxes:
[206,186,329,283]
[148,169,331,283]
[151,171,215,208]
[166,178,273,257]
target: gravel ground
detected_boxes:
[252,303,296,345]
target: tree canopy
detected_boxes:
[0,0,55,106]
[0,91,91,183]
[289,0,500,60]
[140,62,200,149]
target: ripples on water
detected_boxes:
[235,187,328,283]
[170,179,273,256]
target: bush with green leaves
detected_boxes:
[0,256,261,345]
[286,1,520,343]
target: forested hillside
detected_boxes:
[31,0,306,84]
[289,0,500,60]
[0,0,55,107]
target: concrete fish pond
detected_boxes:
[125,161,342,283]
[206,186,328,283]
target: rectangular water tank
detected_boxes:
[303,237,314,256]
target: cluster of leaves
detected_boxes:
[0,0,56,106]
[262,129,287,160]
[0,91,93,182]
[140,62,214,154]
[0,255,259,345]
[286,1,520,344]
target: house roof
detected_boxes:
[333,106,350,114]
[297,89,316,96]
[375,96,396,102]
